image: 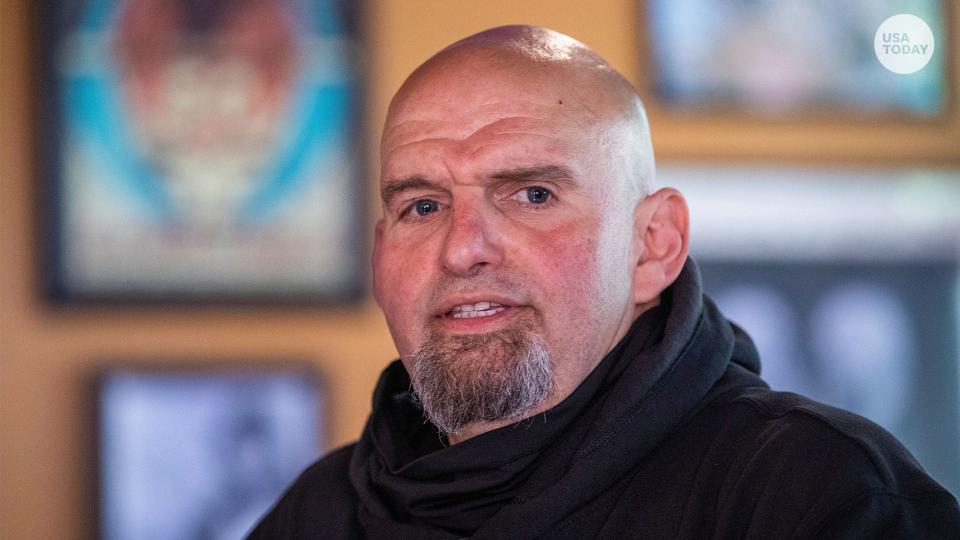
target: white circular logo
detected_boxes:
[874,14,935,74]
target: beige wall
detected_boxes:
[1,1,958,538]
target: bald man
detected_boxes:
[252,26,959,539]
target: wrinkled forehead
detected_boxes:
[380,43,654,198]
[382,53,632,160]
[390,58,598,129]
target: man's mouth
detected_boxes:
[446,301,507,319]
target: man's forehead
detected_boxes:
[387,61,582,122]
[379,25,655,198]
[382,48,638,159]
[380,146,581,207]
[380,110,589,188]
[380,64,605,167]
[384,108,572,154]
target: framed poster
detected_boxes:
[636,0,959,164]
[40,0,365,303]
[645,0,948,117]
[96,363,324,540]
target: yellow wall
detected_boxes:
[1,1,958,538]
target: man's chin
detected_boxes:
[409,326,554,436]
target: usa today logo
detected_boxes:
[874,14,934,74]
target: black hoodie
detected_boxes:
[251,260,960,539]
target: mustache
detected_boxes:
[427,273,531,307]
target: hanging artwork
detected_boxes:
[42,0,365,303]
[96,363,324,540]
[644,0,947,116]
[636,0,958,163]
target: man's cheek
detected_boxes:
[537,223,600,275]
[380,248,432,323]
[527,229,600,307]
[374,251,410,320]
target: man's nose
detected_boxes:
[440,202,504,277]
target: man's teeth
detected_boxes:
[448,302,506,319]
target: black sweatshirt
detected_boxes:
[251,260,960,539]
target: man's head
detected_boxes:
[372,26,689,441]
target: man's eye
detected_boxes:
[413,199,439,216]
[521,186,551,204]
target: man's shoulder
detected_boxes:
[703,385,943,492]
[682,383,960,536]
[248,443,359,539]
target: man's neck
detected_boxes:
[445,392,562,444]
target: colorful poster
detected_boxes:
[48,0,363,301]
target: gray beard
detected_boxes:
[409,326,553,436]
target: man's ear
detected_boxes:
[630,187,689,307]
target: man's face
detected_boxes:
[373,63,640,431]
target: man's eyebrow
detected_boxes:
[490,165,579,187]
[381,165,577,205]
[381,176,443,205]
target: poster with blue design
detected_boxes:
[47,0,363,302]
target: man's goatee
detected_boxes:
[409,326,553,435]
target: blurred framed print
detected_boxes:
[96,363,324,540]
[41,0,365,303]
[636,0,960,164]
[645,0,947,117]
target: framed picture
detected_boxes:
[636,0,959,164]
[96,363,324,540]
[40,0,366,303]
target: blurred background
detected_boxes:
[1,0,958,538]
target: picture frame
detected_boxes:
[94,361,325,540]
[635,0,959,165]
[39,0,367,304]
